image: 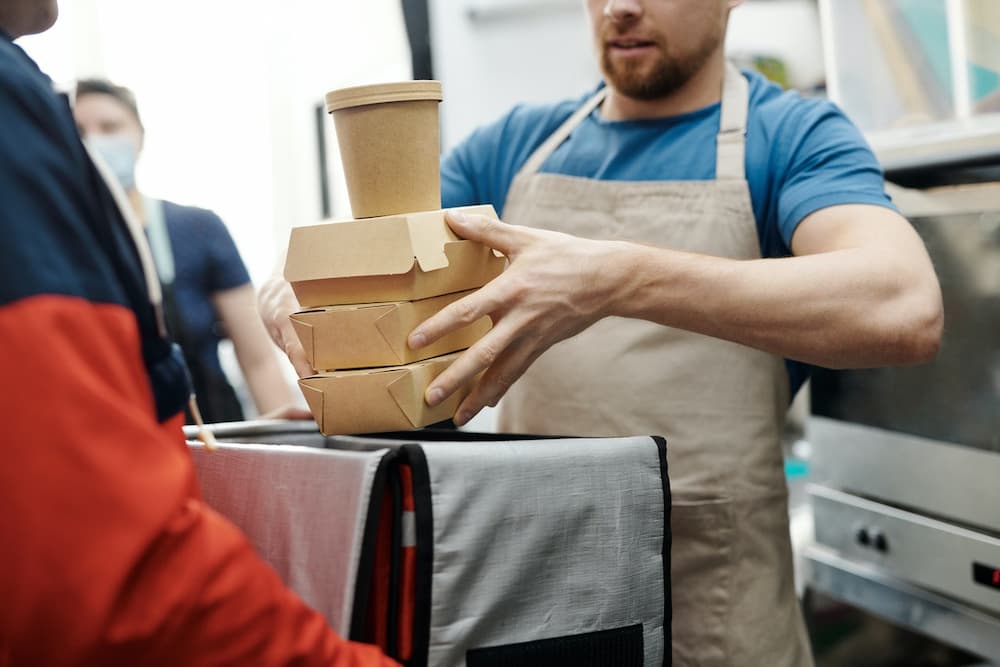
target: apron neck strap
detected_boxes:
[517,86,608,179]
[514,61,749,182]
[716,62,749,181]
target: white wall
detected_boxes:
[429,0,598,151]
[17,0,412,284]
[728,0,825,90]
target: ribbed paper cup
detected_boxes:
[326,81,443,219]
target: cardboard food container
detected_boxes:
[326,80,442,219]
[284,204,506,308]
[300,352,470,435]
[290,290,491,372]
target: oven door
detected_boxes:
[809,182,1000,528]
[806,183,1000,655]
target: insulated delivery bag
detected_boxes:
[188,425,671,667]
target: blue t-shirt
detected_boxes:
[161,201,250,375]
[441,69,895,396]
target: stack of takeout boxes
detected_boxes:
[284,81,505,435]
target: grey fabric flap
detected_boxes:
[188,441,390,635]
[420,436,668,667]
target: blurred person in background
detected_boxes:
[0,0,396,663]
[74,78,306,423]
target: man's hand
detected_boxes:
[408,210,626,426]
[257,276,313,378]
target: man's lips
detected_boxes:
[605,37,658,53]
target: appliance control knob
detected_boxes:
[872,530,889,553]
[856,527,871,547]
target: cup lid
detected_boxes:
[325,80,443,113]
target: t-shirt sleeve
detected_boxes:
[0,59,124,307]
[773,99,897,247]
[201,210,252,291]
[442,116,508,210]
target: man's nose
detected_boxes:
[603,0,644,22]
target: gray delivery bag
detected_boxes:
[189,426,671,667]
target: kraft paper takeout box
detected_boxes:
[284,204,506,308]
[300,352,469,435]
[290,290,491,372]
[326,80,443,218]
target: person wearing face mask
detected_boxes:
[74,78,306,423]
[260,0,943,664]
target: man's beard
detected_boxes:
[599,29,722,101]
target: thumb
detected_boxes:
[445,210,518,256]
[281,335,314,379]
[260,404,314,421]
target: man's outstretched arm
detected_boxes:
[408,206,942,425]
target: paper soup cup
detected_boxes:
[326,80,443,218]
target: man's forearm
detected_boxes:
[610,233,942,368]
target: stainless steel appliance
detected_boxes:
[805,180,1000,661]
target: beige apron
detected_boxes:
[497,64,813,666]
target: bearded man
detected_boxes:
[261,2,943,664]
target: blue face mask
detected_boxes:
[88,134,138,190]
